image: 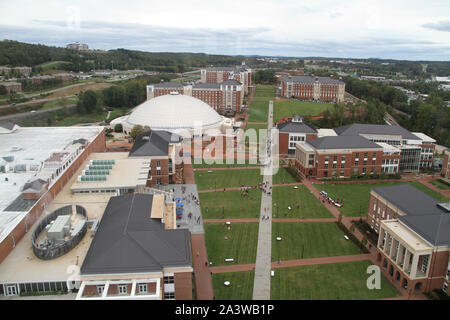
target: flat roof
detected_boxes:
[317,128,337,137]
[375,142,401,152]
[307,135,382,150]
[412,132,436,143]
[0,155,112,283]
[382,220,433,252]
[70,152,149,191]
[334,123,419,140]
[0,126,103,242]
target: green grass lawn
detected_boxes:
[272,185,333,218]
[248,86,275,123]
[192,159,262,168]
[271,260,400,300]
[195,169,263,190]
[212,271,254,300]
[273,100,334,122]
[199,189,261,219]
[429,179,450,190]
[42,97,78,110]
[314,181,449,217]
[272,222,361,261]
[245,123,268,131]
[204,223,259,266]
[272,167,299,185]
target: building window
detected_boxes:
[362,167,367,173]
[164,276,175,284]
[156,178,162,184]
[156,161,161,167]
[354,160,359,166]
[324,171,328,177]
[332,163,337,169]
[443,283,448,294]
[324,163,328,169]
[118,285,128,295]
[156,170,161,176]
[138,284,148,293]
[97,285,105,295]
[164,292,175,300]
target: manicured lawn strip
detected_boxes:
[273,100,334,122]
[245,123,268,131]
[272,222,361,261]
[212,271,254,300]
[204,223,259,266]
[199,189,261,219]
[248,86,275,123]
[272,185,333,218]
[429,179,450,190]
[195,169,263,190]
[271,260,400,300]
[314,181,448,217]
[408,181,449,201]
[192,159,262,168]
[272,167,298,185]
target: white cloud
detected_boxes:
[0,0,449,60]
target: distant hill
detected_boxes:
[0,40,246,73]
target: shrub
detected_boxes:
[114,123,123,132]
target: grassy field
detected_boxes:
[272,185,333,218]
[42,97,78,109]
[204,223,259,266]
[192,159,262,168]
[195,169,263,190]
[245,123,268,131]
[248,86,276,123]
[46,82,114,99]
[199,189,261,219]
[212,271,254,300]
[37,61,71,70]
[54,112,107,126]
[429,179,450,190]
[271,260,400,300]
[272,167,299,185]
[273,100,334,122]
[314,181,449,217]
[272,222,361,261]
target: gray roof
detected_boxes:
[0,121,16,131]
[206,67,236,72]
[372,184,444,217]
[129,130,175,157]
[193,83,221,89]
[399,214,450,246]
[282,75,344,85]
[373,184,450,246]
[221,79,242,85]
[307,135,381,150]
[277,121,317,134]
[150,82,183,88]
[334,124,419,140]
[22,179,47,192]
[81,193,192,275]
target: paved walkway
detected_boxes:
[197,182,302,193]
[417,175,450,198]
[203,218,337,223]
[252,100,274,300]
[210,254,371,274]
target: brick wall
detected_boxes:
[174,272,192,300]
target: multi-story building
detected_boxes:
[293,135,392,179]
[13,67,32,77]
[0,82,22,93]
[369,184,450,296]
[334,124,436,171]
[66,42,89,51]
[441,149,449,179]
[76,193,192,300]
[146,80,244,115]
[128,130,182,187]
[277,116,318,156]
[281,75,345,103]
[200,63,252,94]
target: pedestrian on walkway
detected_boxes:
[196,251,199,257]
[205,261,208,267]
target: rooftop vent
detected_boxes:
[292,116,304,123]
[142,136,150,141]
[170,91,179,95]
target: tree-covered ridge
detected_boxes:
[0,40,246,72]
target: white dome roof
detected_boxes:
[126,93,222,131]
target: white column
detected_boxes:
[131,280,137,297]
[403,250,411,273]
[377,228,385,248]
[410,254,419,279]
[103,282,110,298]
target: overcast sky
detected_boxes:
[0,0,449,60]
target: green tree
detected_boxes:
[77,90,101,114]
[103,86,126,108]
[114,123,123,132]
[130,125,144,139]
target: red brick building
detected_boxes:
[200,63,252,95]
[368,184,450,296]
[293,135,399,179]
[146,80,244,115]
[277,116,318,156]
[281,75,345,102]
[442,149,450,179]
[0,82,22,93]
[128,130,182,187]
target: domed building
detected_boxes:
[119,92,235,137]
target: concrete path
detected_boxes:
[203,218,337,223]
[197,182,301,193]
[252,100,274,300]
